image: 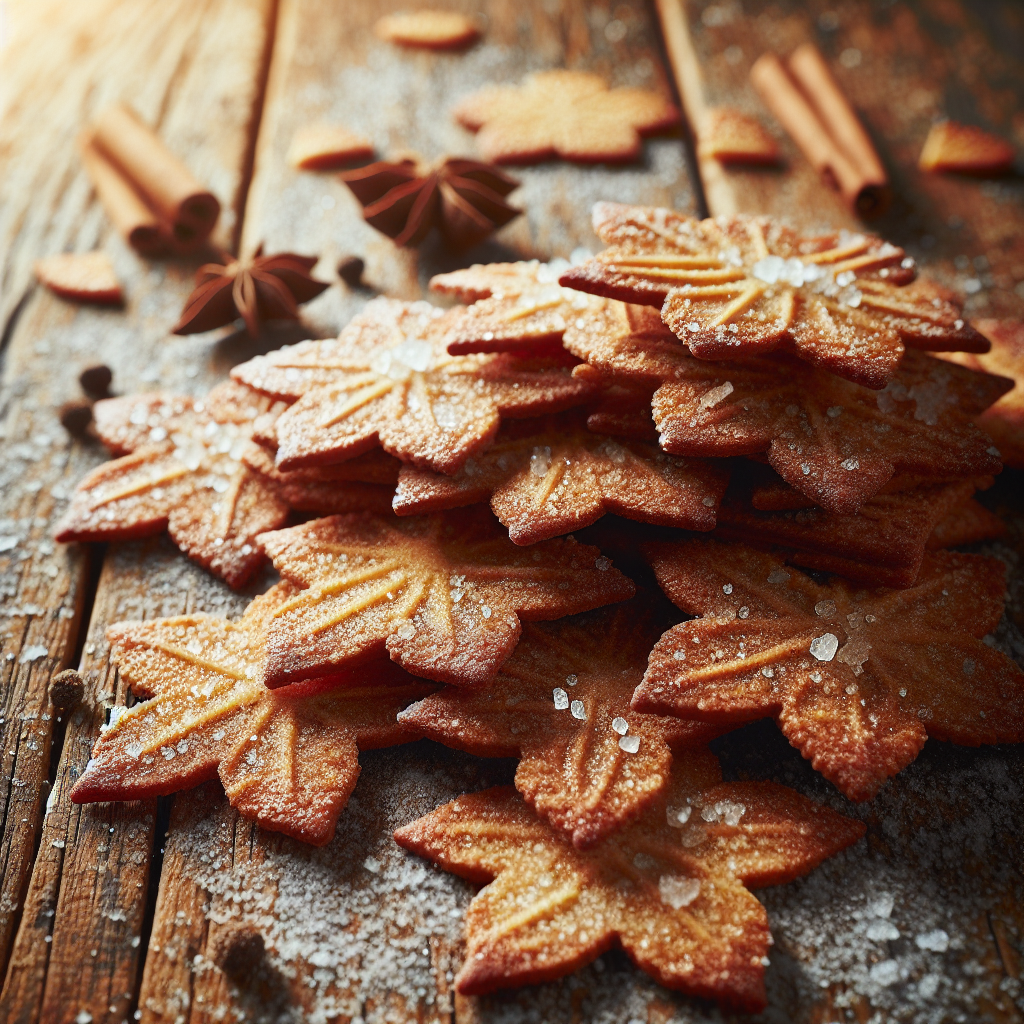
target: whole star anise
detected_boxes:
[172,245,330,338]
[340,155,519,248]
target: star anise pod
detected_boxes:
[340,155,520,248]
[172,244,330,338]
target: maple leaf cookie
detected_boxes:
[55,381,290,587]
[258,507,635,688]
[71,583,433,845]
[232,297,594,474]
[636,538,1024,801]
[453,71,679,165]
[561,203,987,388]
[398,596,723,848]
[395,747,864,1008]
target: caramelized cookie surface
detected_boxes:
[71,583,433,845]
[258,507,635,688]
[394,748,864,1009]
[637,539,1024,801]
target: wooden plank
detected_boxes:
[236,0,698,332]
[0,2,277,1019]
[127,1,700,1021]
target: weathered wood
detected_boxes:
[0,2,277,1019]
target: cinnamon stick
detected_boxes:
[750,51,889,218]
[788,44,887,185]
[90,103,220,248]
[78,131,171,256]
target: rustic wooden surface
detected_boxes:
[0,2,277,1020]
[0,0,1020,1022]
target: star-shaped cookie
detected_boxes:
[453,71,680,165]
[635,538,1024,801]
[398,597,723,848]
[394,748,864,1009]
[71,583,434,845]
[241,441,394,516]
[430,259,603,354]
[258,507,635,688]
[560,203,987,388]
[563,302,1009,515]
[716,469,992,587]
[392,412,728,543]
[232,297,594,474]
[55,381,290,587]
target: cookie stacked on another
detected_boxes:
[58,205,1024,1013]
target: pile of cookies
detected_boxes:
[57,204,1023,1011]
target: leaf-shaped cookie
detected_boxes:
[560,203,987,388]
[394,748,864,1009]
[232,297,594,473]
[71,583,433,845]
[392,412,728,543]
[258,507,635,688]
[430,259,604,354]
[635,539,1024,801]
[453,71,680,165]
[717,470,990,587]
[55,381,290,587]
[398,598,723,849]
[242,441,394,515]
[940,318,1024,468]
[564,302,1009,514]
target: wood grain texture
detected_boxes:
[0,2,276,1018]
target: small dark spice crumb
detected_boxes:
[336,255,365,286]
[50,669,85,712]
[79,363,113,398]
[212,926,266,980]
[59,400,94,437]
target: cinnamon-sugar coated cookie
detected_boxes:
[561,203,986,388]
[287,123,374,170]
[636,539,1024,801]
[232,297,594,474]
[395,748,864,1009]
[563,302,1008,515]
[431,259,604,354]
[72,583,433,845]
[34,251,123,304]
[55,382,290,587]
[393,411,728,543]
[716,468,994,588]
[918,121,1015,175]
[697,108,780,165]
[258,507,635,688]
[398,597,723,848]
[375,11,480,50]
[454,71,679,165]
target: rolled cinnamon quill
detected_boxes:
[79,131,171,256]
[751,49,889,218]
[89,103,220,248]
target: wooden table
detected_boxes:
[0,1,1020,1021]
